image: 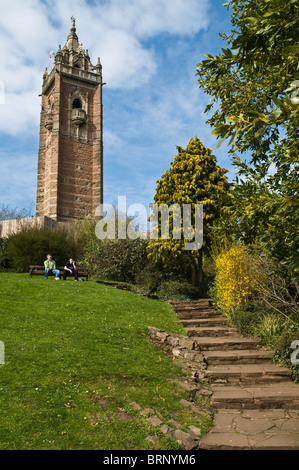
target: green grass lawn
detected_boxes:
[0,273,211,450]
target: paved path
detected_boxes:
[172,300,299,450]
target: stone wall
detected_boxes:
[148,326,206,365]
[0,216,57,238]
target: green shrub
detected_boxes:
[156,280,200,301]
[7,226,79,272]
[223,285,299,381]
[0,238,12,271]
[253,313,287,347]
[89,238,149,284]
[135,263,165,294]
[228,301,299,381]
[271,322,299,381]
[62,217,98,261]
[227,301,264,335]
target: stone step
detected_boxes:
[174,302,299,450]
[186,326,237,337]
[198,409,299,450]
[180,317,228,328]
[203,349,274,365]
[205,363,292,385]
[175,310,218,320]
[211,382,299,410]
[173,305,214,312]
[194,336,262,351]
[172,299,299,450]
[172,299,212,308]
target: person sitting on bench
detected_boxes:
[63,258,78,281]
[44,254,61,280]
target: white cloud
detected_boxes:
[98,29,157,88]
[0,0,59,63]
[0,91,40,135]
[90,0,209,38]
[0,0,210,136]
[104,129,126,150]
[0,151,37,207]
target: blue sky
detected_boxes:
[0,0,233,214]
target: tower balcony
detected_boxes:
[44,112,53,131]
[71,108,86,126]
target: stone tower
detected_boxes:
[36,17,103,222]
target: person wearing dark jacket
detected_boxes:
[63,258,78,281]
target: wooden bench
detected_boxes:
[29,265,89,280]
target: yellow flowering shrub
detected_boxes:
[214,244,261,316]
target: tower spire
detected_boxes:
[63,15,79,52]
[70,16,76,32]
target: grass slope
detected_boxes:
[0,273,202,450]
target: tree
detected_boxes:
[147,136,229,287]
[196,0,299,278]
[0,204,34,221]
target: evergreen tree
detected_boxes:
[148,136,229,287]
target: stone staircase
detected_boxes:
[172,299,299,450]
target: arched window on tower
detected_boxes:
[74,60,82,69]
[72,98,82,109]
[71,97,86,127]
